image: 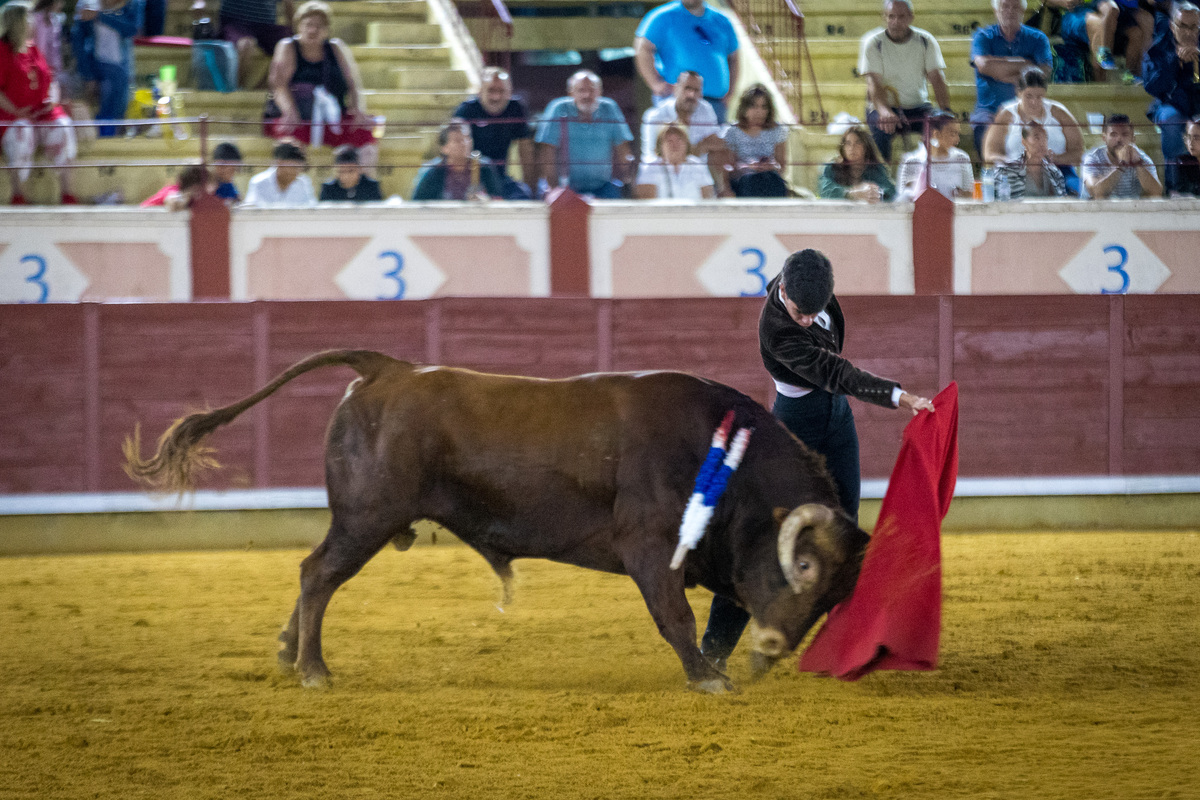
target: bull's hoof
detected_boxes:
[689,676,737,694]
[297,662,331,689]
[277,652,297,674]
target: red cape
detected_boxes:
[798,381,959,680]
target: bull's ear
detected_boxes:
[772,507,791,525]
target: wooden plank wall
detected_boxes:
[2,296,1198,494]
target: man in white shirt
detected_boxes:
[858,0,952,161]
[640,70,723,162]
[244,140,317,206]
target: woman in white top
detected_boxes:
[982,67,1084,194]
[897,110,975,201]
[634,123,715,200]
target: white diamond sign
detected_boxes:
[1058,231,1170,295]
[695,233,794,298]
[335,235,446,300]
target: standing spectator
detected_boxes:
[994,120,1068,197]
[858,0,952,162]
[640,69,721,163]
[141,0,164,36]
[1081,112,1163,198]
[211,141,243,201]
[634,123,715,199]
[1169,115,1200,195]
[896,110,975,200]
[1060,0,1153,80]
[29,0,63,82]
[412,121,504,201]
[634,0,738,122]
[244,139,316,205]
[195,0,293,88]
[818,125,896,202]
[320,144,382,201]
[718,83,788,197]
[1142,1,1200,193]
[970,0,1053,156]
[265,1,376,169]
[534,70,635,199]
[0,0,77,204]
[452,66,536,199]
[982,67,1085,193]
[91,0,142,137]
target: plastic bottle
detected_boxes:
[996,170,1011,202]
[981,167,995,202]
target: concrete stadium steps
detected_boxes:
[366,21,445,45]
[164,0,430,42]
[803,37,976,84]
[797,0,995,39]
[173,89,460,133]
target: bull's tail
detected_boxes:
[123,349,401,494]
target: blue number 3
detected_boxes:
[739,247,767,297]
[21,254,49,303]
[379,250,405,300]
[1100,244,1129,295]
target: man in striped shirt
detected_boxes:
[1081,113,1163,199]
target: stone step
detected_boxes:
[802,37,976,84]
[367,21,445,46]
[389,68,471,91]
[165,0,429,41]
[795,1,995,40]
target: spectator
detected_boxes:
[640,69,722,163]
[211,141,243,201]
[982,67,1085,193]
[970,0,1053,156]
[719,83,789,197]
[90,0,142,137]
[29,0,63,82]
[634,0,738,122]
[452,66,536,199]
[320,144,382,201]
[858,0,952,162]
[141,0,164,36]
[1081,112,1163,197]
[412,121,504,201]
[141,164,210,210]
[1170,115,1200,195]
[0,0,78,204]
[265,1,376,169]
[635,123,715,199]
[995,120,1068,197]
[534,70,635,199]
[195,0,293,88]
[819,125,896,202]
[1060,0,1153,80]
[1142,1,1200,192]
[896,110,974,200]
[244,139,316,205]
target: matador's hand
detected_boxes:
[899,392,935,416]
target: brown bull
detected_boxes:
[125,349,869,692]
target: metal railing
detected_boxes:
[727,0,826,125]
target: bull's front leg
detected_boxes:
[625,558,735,694]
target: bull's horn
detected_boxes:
[777,504,834,593]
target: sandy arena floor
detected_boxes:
[2,529,1197,799]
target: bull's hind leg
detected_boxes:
[288,512,399,688]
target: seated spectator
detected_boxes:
[244,139,316,205]
[412,121,504,201]
[211,141,243,201]
[896,111,974,201]
[30,0,63,83]
[1081,112,1163,198]
[858,0,953,162]
[321,144,382,202]
[140,164,210,210]
[1142,2,1200,193]
[453,66,536,199]
[534,70,635,199]
[969,0,1053,156]
[194,0,291,88]
[819,125,896,202]
[719,83,788,197]
[0,1,78,204]
[982,67,1085,193]
[634,123,715,199]
[264,1,376,169]
[641,69,722,163]
[1170,115,1200,196]
[995,120,1068,197]
[1060,0,1153,80]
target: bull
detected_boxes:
[125,349,869,692]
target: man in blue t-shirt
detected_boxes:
[635,0,739,122]
[535,71,635,198]
[970,0,1052,155]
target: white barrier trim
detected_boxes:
[2,476,1198,516]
